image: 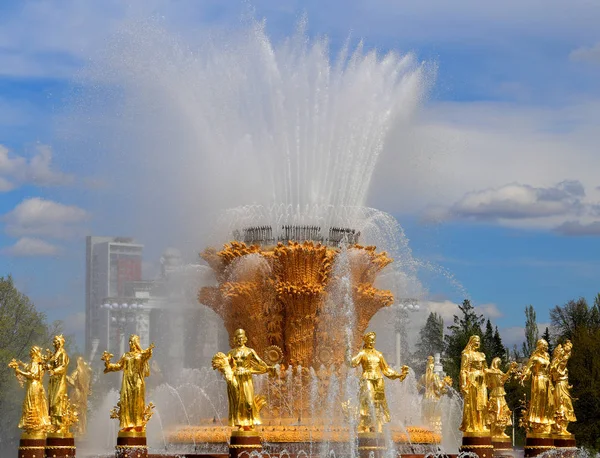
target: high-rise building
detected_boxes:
[85,236,143,358]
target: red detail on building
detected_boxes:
[116,258,141,296]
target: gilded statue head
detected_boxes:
[129,334,142,352]
[53,334,65,349]
[234,329,247,346]
[563,339,573,354]
[466,335,480,351]
[552,344,563,360]
[536,338,549,354]
[30,345,43,361]
[491,357,501,369]
[363,332,376,348]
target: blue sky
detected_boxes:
[1,0,600,350]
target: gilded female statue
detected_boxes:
[67,356,93,436]
[418,355,452,434]
[212,329,272,430]
[521,338,554,434]
[551,340,576,436]
[460,335,489,434]
[350,331,409,433]
[46,334,70,435]
[102,334,154,433]
[485,357,517,440]
[8,346,51,436]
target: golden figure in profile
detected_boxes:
[350,331,409,433]
[550,340,576,436]
[486,358,518,440]
[46,334,71,436]
[418,355,452,434]
[459,335,489,434]
[67,356,93,436]
[8,346,51,437]
[212,328,272,431]
[520,338,554,435]
[102,334,155,433]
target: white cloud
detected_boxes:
[2,237,61,256]
[0,144,73,191]
[570,43,600,64]
[3,198,89,239]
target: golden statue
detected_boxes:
[520,338,554,435]
[485,358,517,440]
[551,340,576,436]
[349,331,409,433]
[212,328,272,431]
[46,334,71,436]
[418,355,452,434]
[67,356,93,436]
[459,335,489,434]
[8,346,51,437]
[102,334,155,433]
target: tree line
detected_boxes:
[411,297,600,451]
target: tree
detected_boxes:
[443,299,484,387]
[541,327,552,355]
[521,305,538,358]
[0,276,62,455]
[412,312,444,374]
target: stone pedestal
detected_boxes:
[460,433,493,458]
[524,434,554,457]
[46,435,76,458]
[17,434,45,458]
[115,432,148,458]
[229,430,262,458]
[492,437,513,458]
[358,432,387,458]
[554,435,577,457]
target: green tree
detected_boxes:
[522,305,538,358]
[0,276,62,455]
[541,326,552,355]
[412,312,444,374]
[443,299,484,387]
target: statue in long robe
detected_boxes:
[418,355,452,434]
[551,340,576,436]
[486,358,517,440]
[67,356,92,436]
[46,334,70,435]
[9,346,51,437]
[460,335,489,434]
[521,338,554,435]
[212,329,272,430]
[103,334,154,433]
[350,332,409,433]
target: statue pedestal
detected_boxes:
[460,432,493,458]
[46,434,76,458]
[358,432,387,458]
[17,434,45,458]
[491,437,513,458]
[524,434,554,457]
[229,430,262,458]
[554,434,577,457]
[115,432,148,458]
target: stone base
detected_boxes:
[18,436,45,458]
[46,436,76,458]
[357,432,387,458]
[229,431,262,458]
[524,435,554,457]
[116,432,148,458]
[460,433,493,458]
[492,438,513,458]
[554,435,577,457]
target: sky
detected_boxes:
[1,0,600,352]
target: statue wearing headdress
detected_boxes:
[485,357,517,440]
[212,329,272,430]
[418,355,452,435]
[349,331,409,433]
[102,334,155,433]
[46,334,71,436]
[551,340,576,437]
[460,335,489,434]
[8,346,51,437]
[67,356,93,436]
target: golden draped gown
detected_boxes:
[523,352,554,432]
[552,354,575,435]
[351,348,404,433]
[226,345,269,428]
[460,349,488,433]
[105,347,152,431]
[47,347,70,432]
[486,367,512,438]
[68,358,92,435]
[16,360,51,433]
